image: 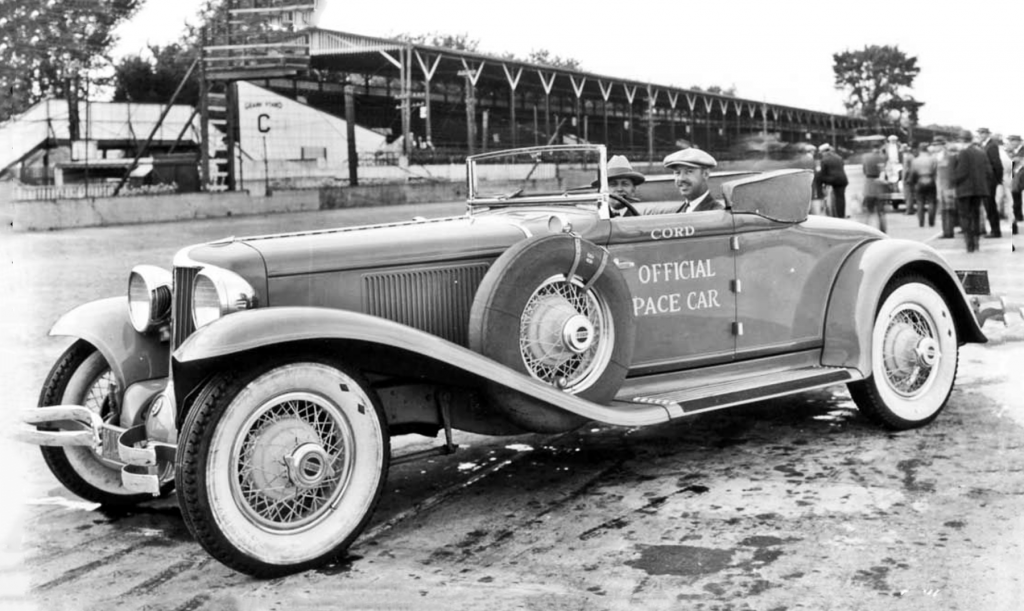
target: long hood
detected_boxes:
[235,209,604,278]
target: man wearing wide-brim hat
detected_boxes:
[662,148,724,213]
[594,155,645,216]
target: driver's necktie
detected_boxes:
[679,200,690,213]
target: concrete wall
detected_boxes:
[12,191,318,231]
[10,183,471,231]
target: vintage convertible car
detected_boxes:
[20,144,985,577]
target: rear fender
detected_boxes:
[50,297,170,388]
[172,307,676,430]
[822,239,986,376]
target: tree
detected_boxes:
[524,49,581,70]
[112,44,200,105]
[396,32,480,52]
[833,45,921,127]
[690,84,737,97]
[0,0,141,122]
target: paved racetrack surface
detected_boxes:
[2,199,1023,611]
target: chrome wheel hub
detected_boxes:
[519,275,613,393]
[285,442,335,489]
[882,305,940,396]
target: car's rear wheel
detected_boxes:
[848,275,959,429]
[470,234,635,432]
[176,360,389,577]
[38,340,171,507]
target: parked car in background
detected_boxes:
[20,144,985,577]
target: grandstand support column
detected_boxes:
[569,75,586,145]
[400,46,411,158]
[538,71,556,143]
[461,60,485,156]
[199,28,210,189]
[533,105,539,147]
[666,91,679,150]
[415,52,441,148]
[623,84,637,152]
[598,80,612,147]
[345,83,358,186]
[482,110,489,153]
[463,74,477,156]
[646,85,657,164]
[227,81,238,191]
[502,64,522,149]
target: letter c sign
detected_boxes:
[258,113,270,133]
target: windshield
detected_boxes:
[467,145,607,206]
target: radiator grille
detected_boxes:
[363,264,489,346]
[172,266,200,349]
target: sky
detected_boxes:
[113,0,1023,137]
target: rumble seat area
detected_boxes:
[722,169,813,223]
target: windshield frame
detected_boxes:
[465,144,610,213]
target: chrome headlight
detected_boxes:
[128,265,173,333]
[192,267,257,328]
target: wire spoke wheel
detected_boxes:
[849,276,958,430]
[177,360,388,577]
[519,274,613,393]
[233,393,354,531]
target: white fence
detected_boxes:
[15,183,119,201]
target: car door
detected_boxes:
[731,214,863,359]
[606,209,737,375]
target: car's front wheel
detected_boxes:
[176,360,389,577]
[848,275,959,429]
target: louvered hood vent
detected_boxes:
[363,263,490,346]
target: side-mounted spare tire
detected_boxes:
[469,233,636,433]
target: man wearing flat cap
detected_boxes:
[595,155,645,216]
[662,148,724,213]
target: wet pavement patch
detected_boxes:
[897,458,935,493]
[852,565,891,592]
[626,545,734,577]
[315,554,362,576]
[96,505,193,544]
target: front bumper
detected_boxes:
[18,406,177,497]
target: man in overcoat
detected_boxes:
[953,130,994,252]
[815,143,849,218]
[977,127,1003,237]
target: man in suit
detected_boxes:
[815,143,849,218]
[1007,134,1023,235]
[953,130,994,252]
[976,127,1003,237]
[662,148,723,213]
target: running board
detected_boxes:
[613,367,855,418]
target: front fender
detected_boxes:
[821,239,986,376]
[51,297,170,387]
[173,307,675,428]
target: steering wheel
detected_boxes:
[608,193,640,217]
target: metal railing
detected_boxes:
[15,183,119,201]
